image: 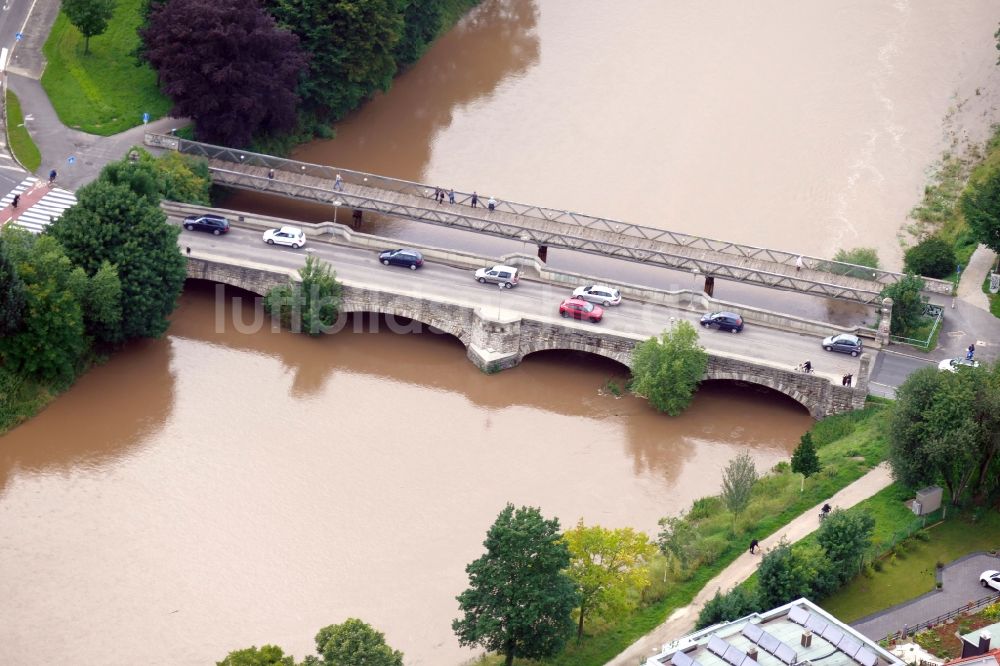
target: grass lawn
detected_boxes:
[41,0,170,135]
[6,90,41,171]
[821,499,1000,623]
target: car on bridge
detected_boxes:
[474,265,519,288]
[700,311,744,333]
[263,226,306,249]
[939,357,980,373]
[183,214,230,235]
[822,333,863,357]
[981,570,1000,591]
[559,298,604,323]
[572,284,622,306]
[379,249,424,270]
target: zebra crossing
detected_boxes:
[0,177,78,233]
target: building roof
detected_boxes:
[645,598,904,666]
[947,647,1000,666]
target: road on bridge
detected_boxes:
[174,221,866,385]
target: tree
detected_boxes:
[264,0,403,121]
[120,148,213,204]
[757,540,834,609]
[888,365,1000,504]
[142,0,308,147]
[0,229,87,384]
[453,504,578,666]
[84,261,123,345]
[62,0,115,55]
[563,521,656,640]
[314,619,403,666]
[656,515,701,571]
[879,274,926,336]
[630,320,708,415]
[49,177,186,341]
[696,586,760,629]
[960,165,1000,254]
[264,255,343,336]
[721,452,758,527]
[816,509,875,585]
[790,432,821,479]
[904,235,956,278]
[829,247,880,279]
[216,645,295,666]
[0,235,26,334]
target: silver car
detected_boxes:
[572,284,622,306]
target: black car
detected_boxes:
[379,248,424,270]
[183,214,230,235]
[700,311,744,333]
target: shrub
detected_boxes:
[773,460,790,474]
[823,248,880,278]
[982,602,1000,622]
[904,235,956,278]
[689,496,724,521]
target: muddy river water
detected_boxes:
[3,1,999,664]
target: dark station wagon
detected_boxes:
[183,214,230,235]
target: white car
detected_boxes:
[573,284,622,307]
[980,570,1000,591]
[938,357,980,373]
[263,226,306,249]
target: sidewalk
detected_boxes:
[606,463,895,666]
[957,245,998,313]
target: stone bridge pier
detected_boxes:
[184,256,867,419]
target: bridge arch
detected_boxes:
[338,302,470,345]
[702,367,817,417]
[519,340,632,369]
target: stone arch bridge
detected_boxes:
[187,256,867,419]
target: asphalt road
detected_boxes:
[175,221,867,382]
[868,349,938,397]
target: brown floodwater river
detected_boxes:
[4,1,1000,664]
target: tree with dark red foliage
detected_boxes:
[142,0,308,147]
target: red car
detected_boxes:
[559,298,604,323]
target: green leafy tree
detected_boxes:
[790,432,821,479]
[904,235,956,278]
[216,644,295,666]
[888,365,1000,504]
[757,540,834,609]
[62,0,115,54]
[960,165,1000,254]
[120,148,213,204]
[314,619,402,666]
[453,504,578,666]
[0,235,26,334]
[695,586,760,629]
[264,256,343,336]
[656,515,701,571]
[264,0,404,121]
[49,178,185,341]
[828,247,880,279]
[721,452,758,527]
[84,260,123,345]
[816,509,875,585]
[879,274,926,336]
[0,229,87,384]
[630,320,708,415]
[563,521,656,640]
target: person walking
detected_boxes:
[487,196,497,211]
[967,344,975,360]
[433,186,441,203]
[471,191,478,208]
[749,538,759,554]
[842,374,849,386]
[48,169,57,185]
[11,194,19,209]
[268,169,275,180]
[448,189,455,204]
[334,174,344,191]
[795,255,804,272]
[846,373,853,387]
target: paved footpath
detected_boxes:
[606,463,895,666]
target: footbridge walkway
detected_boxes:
[145,133,953,307]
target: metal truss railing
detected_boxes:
[145,133,953,301]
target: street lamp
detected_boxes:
[498,282,504,319]
[520,232,531,255]
[333,200,342,225]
